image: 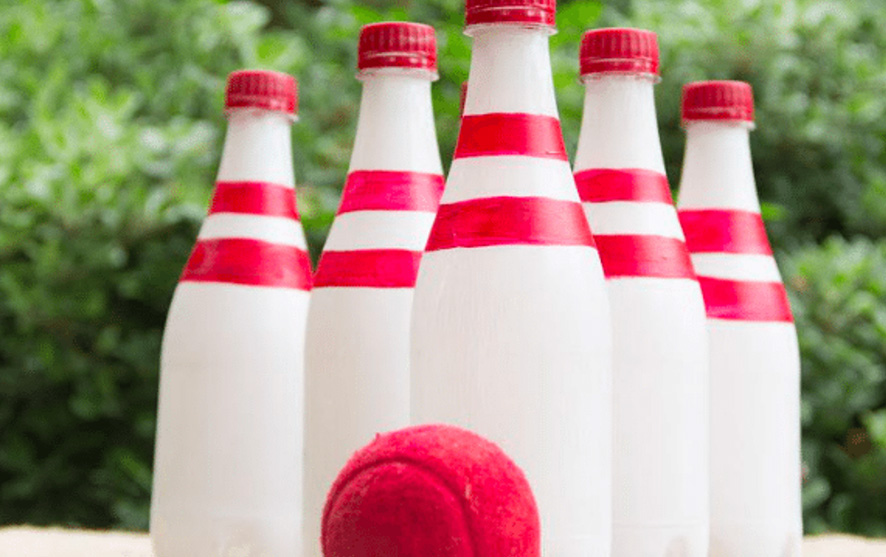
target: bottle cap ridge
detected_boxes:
[358,22,437,73]
[682,80,754,124]
[225,70,297,115]
[465,0,556,27]
[580,28,659,76]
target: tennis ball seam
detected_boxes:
[322,455,479,557]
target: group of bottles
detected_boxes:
[150,0,802,555]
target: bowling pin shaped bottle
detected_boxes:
[151,70,311,556]
[573,29,708,557]
[303,22,444,557]
[676,81,802,557]
[410,1,614,555]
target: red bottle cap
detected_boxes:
[580,28,659,76]
[358,22,437,73]
[225,70,297,115]
[465,0,556,27]
[682,80,754,124]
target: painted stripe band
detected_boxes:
[678,209,773,255]
[595,235,696,279]
[337,170,445,214]
[209,181,299,219]
[454,113,568,160]
[575,168,674,204]
[698,277,793,322]
[181,238,312,290]
[314,249,422,288]
[425,196,595,251]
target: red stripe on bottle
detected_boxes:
[425,197,595,251]
[678,209,773,255]
[337,171,444,214]
[454,113,568,160]
[209,181,299,219]
[314,249,422,288]
[574,168,674,204]
[698,277,793,322]
[180,238,312,290]
[595,235,696,279]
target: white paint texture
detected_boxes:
[575,74,709,557]
[678,120,803,557]
[303,68,443,557]
[151,108,308,557]
[411,26,613,557]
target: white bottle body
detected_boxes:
[411,27,613,557]
[151,110,309,557]
[677,122,803,557]
[303,71,443,557]
[574,75,709,557]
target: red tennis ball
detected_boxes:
[321,424,541,557]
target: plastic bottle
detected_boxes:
[303,22,444,557]
[574,28,709,557]
[151,70,310,557]
[410,1,613,554]
[676,80,802,557]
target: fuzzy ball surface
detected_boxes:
[321,424,541,557]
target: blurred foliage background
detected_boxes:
[0,0,884,536]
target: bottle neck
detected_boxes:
[677,121,760,212]
[217,109,295,187]
[349,69,442,174]
[463,25,558,117]
[574,75,665,173]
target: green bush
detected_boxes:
[784,237,886,535]
[0,0,884,536]
[617,0,886,248]
[0,0,305,529]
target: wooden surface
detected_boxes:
[1,527,886,556]
[0,527,152,557]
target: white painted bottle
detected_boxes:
[410,1,613,555]
[302,22,444,557]
[150,70,311,557]
[573,28,708,557]
[676,81,802,557]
